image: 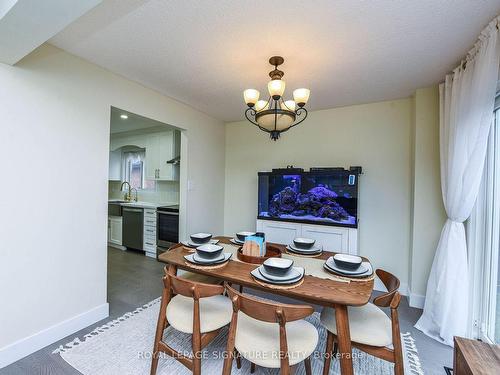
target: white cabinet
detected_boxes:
[108,149,122,181]
[256,219,358,255]
[143,208,157,258]
[108,216,123,246]
[257,220,301,245]
[145,131,177,181]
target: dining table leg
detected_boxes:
[334,304,354,375]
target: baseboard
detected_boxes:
[408,291,425,309]
[0,302,109,369]
[108,242,126,251]
[374,279,409,296]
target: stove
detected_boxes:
[157,205,179,250]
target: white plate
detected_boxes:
[193,252,225,264]
[258,266,304,281]
[288,243,323,253]
[251,267,304,285]
[286,245,323,255]
[324,259,372,276]
[184,252,232,265]
[181,239,219,248]
[230,238,244,245]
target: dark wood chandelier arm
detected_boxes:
[245,107,273,134]
[281,107,308,133]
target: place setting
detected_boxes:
[229,231,256,245]
[184,243,232,269]
[323,253,373,279]
[285,237,323,256]
[180,232,219,249]
[250,258,305,289]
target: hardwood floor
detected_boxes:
[1,247,452,374]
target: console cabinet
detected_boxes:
[256,219,358,255]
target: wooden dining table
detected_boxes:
[158,236,374,375]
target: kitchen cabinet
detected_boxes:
[143,208,157,258]
[108,149,122,181]
[108,216,123,246]
[145,131,178,181]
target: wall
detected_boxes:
[108,180,179,205]
[0,44,225,367]
[409,87,446,305]
[225,99,413,290]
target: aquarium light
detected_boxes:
[243,56,310,141]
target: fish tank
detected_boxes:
[258,168,359,228]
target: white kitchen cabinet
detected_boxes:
[145,131,177,181]
[108,149,122,181]
[143,208,157,258]
[108,216,123,247]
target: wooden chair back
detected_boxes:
[163,266,225,300]
[222,283,314,375]
[373,269,401,309]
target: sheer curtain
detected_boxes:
[415,17,500,346]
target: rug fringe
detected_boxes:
[401,332,425,375]
[52,297,161,354]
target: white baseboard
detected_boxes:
[408,291,425,309]
[0,302,109,369]
[108,242,126,251]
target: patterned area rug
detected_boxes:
[54,298,424,374]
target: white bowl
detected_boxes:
[236,231,256,242]
[263,258,294,276]
[293,237,316,250]
[333,254,362,270]
[190,232,212,244]
[196,244,223,259]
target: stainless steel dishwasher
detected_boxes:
[122,207,144,250]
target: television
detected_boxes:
[257,168,360,228]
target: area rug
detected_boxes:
[54,298,424,374]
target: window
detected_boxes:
[122,149,155,190]
[469,94,500,344]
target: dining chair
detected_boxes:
[150,267,233,375]
[222,283,319,375]
[320,269,404,375]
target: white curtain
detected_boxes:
[415,17,500,346]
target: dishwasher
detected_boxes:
[122,207,144,250]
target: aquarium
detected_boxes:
[258,169,359,228]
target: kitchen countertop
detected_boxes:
[108,200,178,209]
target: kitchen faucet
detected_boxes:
[131,188,138,202]
[120,181,132,202]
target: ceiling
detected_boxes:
[110,106,174,134]
[50,0,500,122]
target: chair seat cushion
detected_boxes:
[320,303,392,347]
[235,312,319,368]
[166,294,232,334]
[179,271,221,285]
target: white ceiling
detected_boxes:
[50,0,500,122]
[0,0,102,64]
[110,106,175,134]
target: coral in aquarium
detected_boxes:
[268,185,350,221]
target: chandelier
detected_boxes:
[243,56,310,141]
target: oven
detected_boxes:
[157,205,179,249]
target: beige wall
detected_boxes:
[410,87,446,300]
[225,99,413,289]
[0,44,225,364]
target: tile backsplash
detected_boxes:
[108,180,179,204]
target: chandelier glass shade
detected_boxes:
[243,56,310,140]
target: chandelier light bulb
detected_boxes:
[293,88,310,107]
[267,80,286,99]
[281,100,296,112]
[243,89,260,107]
[255,100,269,112]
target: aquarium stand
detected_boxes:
[256,219,358,255]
